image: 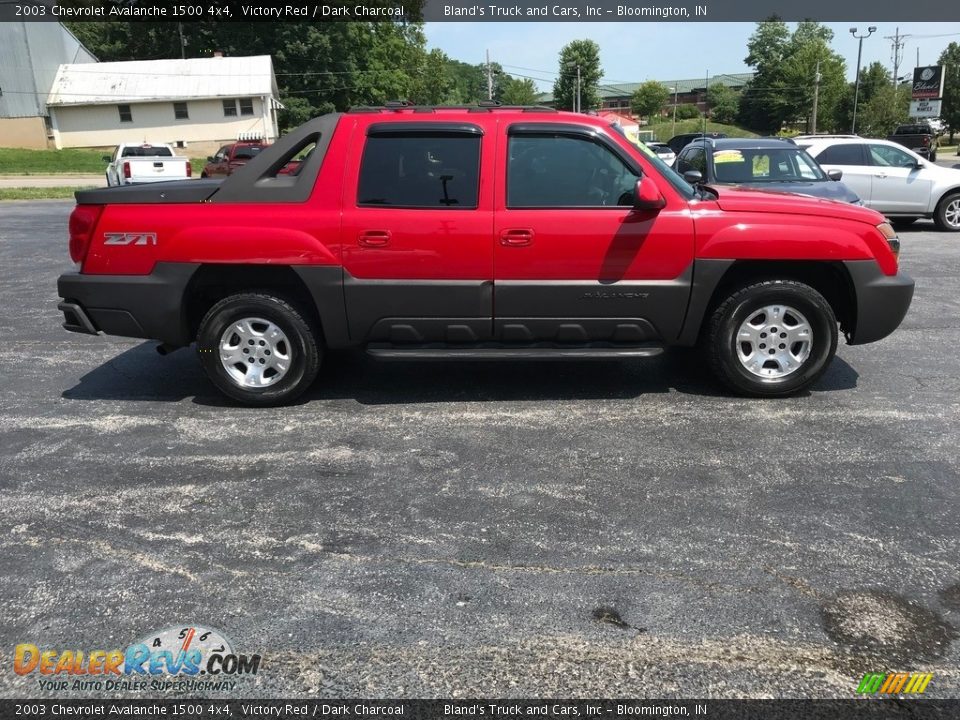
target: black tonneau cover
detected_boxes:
[76,180,221,205]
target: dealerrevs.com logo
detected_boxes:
[14,625,261,693]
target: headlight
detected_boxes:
[877,222,900,261]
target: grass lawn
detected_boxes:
[641,120,759,142]
[0,147,206,175]
[0,187,94,201]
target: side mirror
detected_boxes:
[633,176,666,212]
[102,155,111,163]
[683,170,703,185]
[827,169,843,181]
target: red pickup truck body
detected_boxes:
[58,106,913,405]
[200,140,267,178]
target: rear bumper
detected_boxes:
[57,263,199,347]
[844,260,914,345]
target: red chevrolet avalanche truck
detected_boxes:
[58,105,913,406]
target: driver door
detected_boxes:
[492,124,695,344]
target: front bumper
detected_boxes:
[57,263,199,347]
[844,260,914,345]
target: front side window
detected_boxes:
[816,143,865,166]
[869,144,917,168]
[507,134,638,208]
[357,133,481,209]
[173,102,189,120]
[117,104,132,123]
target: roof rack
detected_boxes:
[347,103,559,114]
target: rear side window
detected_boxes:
[358,134,481,209]
[816,144,865,166]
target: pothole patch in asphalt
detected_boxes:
[592,606,645,632]
[821,589,955,663]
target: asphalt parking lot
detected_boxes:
[0,200,959,699]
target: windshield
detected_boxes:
[609,124,696,199]
[710,147,827,183]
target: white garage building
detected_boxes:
[46,55,282,155]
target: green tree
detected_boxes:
[835,62,890,132]
[939,42,960,143]
[553,40,603,112]
[675,103,701,120]
[855,84,910,138]
[707,83,738,124]
[630,80,669,120]
[501,77,540,105]
[738,20,846,133]
[738,19,792,132]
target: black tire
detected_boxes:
[934,191,960,232]
[706,280,838,397]
[196,293,321,406]
[891,217,918,229]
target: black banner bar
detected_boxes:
[1,0,959,22]
[3,700,960,719]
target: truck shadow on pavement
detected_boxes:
[62,342,860,405]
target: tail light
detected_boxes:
[186,161,192,178]
[123,161,131,179]
[68,205,105,265]
[922,137,930,147]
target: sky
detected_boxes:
[423,22,960,89]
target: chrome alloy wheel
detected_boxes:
[219,317,292,388]
[736,304,812,379]
[944,197,960,230]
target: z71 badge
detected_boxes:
[104,232,157,246]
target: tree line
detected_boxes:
[67,20,959,139]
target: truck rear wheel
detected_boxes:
[706,280,837,397]
[196,293,320,406]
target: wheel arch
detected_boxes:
[183,264,350,348]
[677,259,856,346]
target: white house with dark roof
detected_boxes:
[46,54,282,154]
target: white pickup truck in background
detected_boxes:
[103,143,192,186]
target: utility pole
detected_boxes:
[671,85,678,137]
[486,49,493,101]
[811,60,821,135]
[177,22,186,60]
[576,65,581,112]
[885,27,909,87]
[703,70,708,135]
[850,26,877,134]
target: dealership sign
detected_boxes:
[910,99,942,118]
[912,66,945,99]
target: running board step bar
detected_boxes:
[366,345,664,360]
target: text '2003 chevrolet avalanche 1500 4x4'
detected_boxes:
[57,105,914,406]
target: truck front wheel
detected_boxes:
[196,293,321,406]
[706,280,838,397]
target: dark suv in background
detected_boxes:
[674,138,862,204]
[666,131,728,155]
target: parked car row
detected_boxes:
[640,130,960,232]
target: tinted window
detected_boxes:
[869,144,917,168]
[233,146,262,160]
[686,147,707,174]
[121,146,173,157]
[507,134,638,207]
[816,144,865,166]
[358,134,480,209]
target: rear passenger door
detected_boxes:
[339,121,495,344]
[865,143,934,214]
[492,124,695,344]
